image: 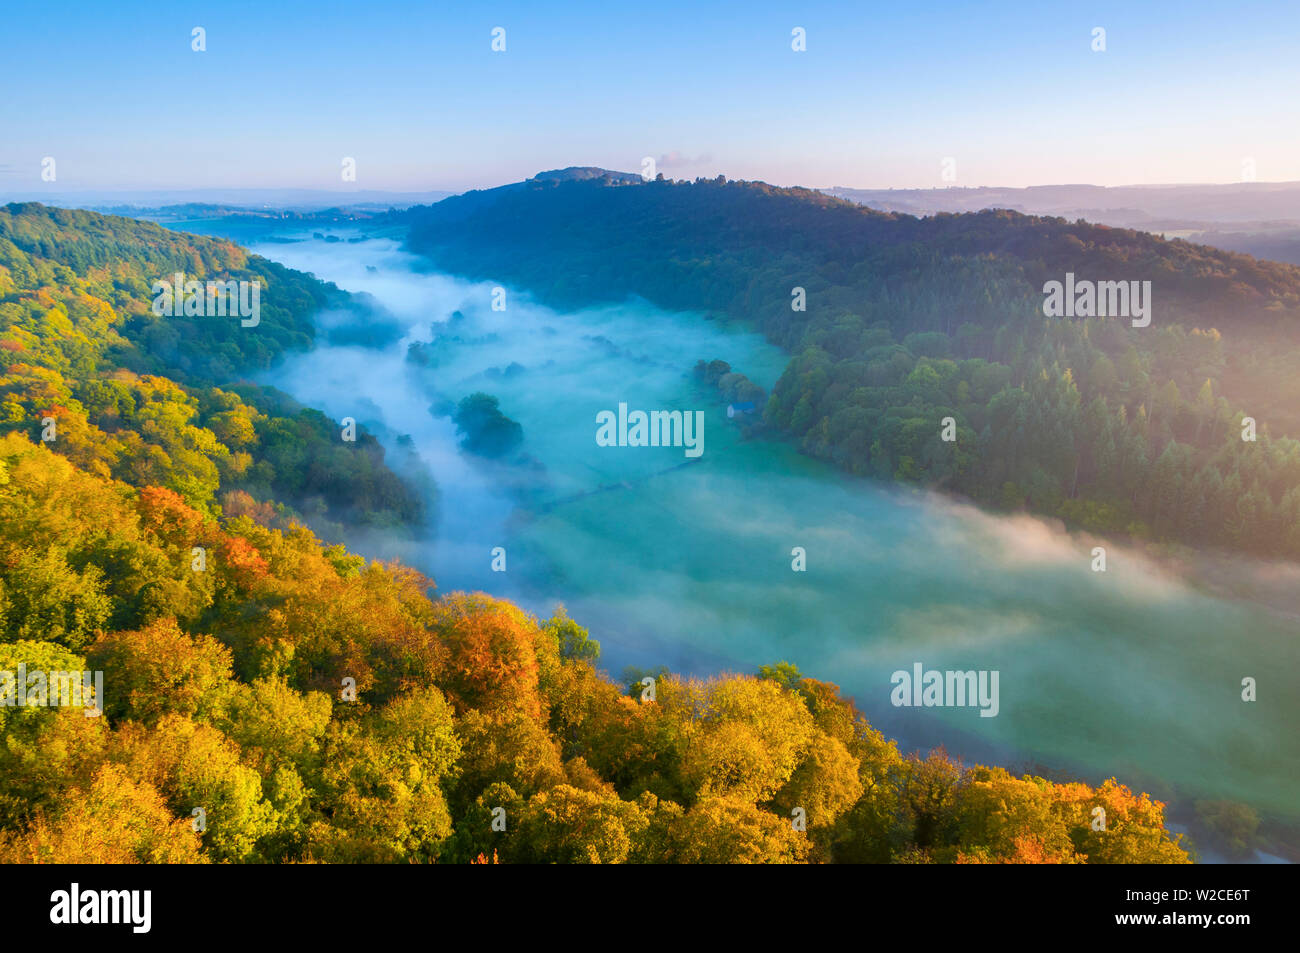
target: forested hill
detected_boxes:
[0,203,422,533]
[1,202,334,380]
[404,170,1300,327]
[403,173,1300,559]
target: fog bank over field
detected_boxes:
[173,221,1300,832]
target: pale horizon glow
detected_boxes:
[2,0,1298,194]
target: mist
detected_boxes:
[206,226,1300,838]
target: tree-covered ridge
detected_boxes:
[403,175,1300,557]
[0,432,1188,863]
[405,174,1300,324]
[0,203,326,379]
[0,203,422,532]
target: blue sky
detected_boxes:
[2,0,1297,193]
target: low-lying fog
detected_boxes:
[176,222,1300,846]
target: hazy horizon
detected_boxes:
[4,1,1299,193]
[7,174,1300,213]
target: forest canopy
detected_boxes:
[0,201,1194,863]
[0,203,424,535]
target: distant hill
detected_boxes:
[531,166,644,185]
[822,181,1300,230]
[0,188,455,213]
[823,182,1300,266]
[1182,226,1300,267]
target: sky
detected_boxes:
[2,0,1298,194]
